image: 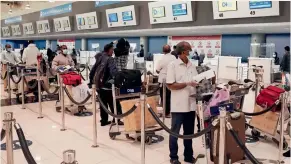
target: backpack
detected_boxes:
[114,69,142,88]
[93,53,109,91]
[256,85,285,111]
[61,72,82,86]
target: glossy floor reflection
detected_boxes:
[0,82,290,164]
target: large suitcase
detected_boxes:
[210,112,245,164]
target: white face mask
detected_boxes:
[6,48,11,52]
[62,49,68,55]
[273,54,276,57]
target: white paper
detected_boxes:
[92,43,100,49]
[192,69,215,82]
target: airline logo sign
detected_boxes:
[40,3,72,17]
[5,16,22,24]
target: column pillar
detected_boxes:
[250,34,266,57]
[140,36,148,57]
[81,38,87,51]
[45,40,51,49]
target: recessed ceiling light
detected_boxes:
[48,0,55,3]
[8,9,12,14]
[25,4,31,9]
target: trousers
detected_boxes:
[169,111,195,161]
[98,88,122,123]
[159,83,171,115]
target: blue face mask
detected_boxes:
[188,51,194,59]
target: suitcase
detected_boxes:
[210,112,246,164]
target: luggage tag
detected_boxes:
[210,103,234,117]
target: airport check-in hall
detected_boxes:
[0,1,290,164]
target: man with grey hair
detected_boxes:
[166,41,198,164]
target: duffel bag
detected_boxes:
[256,85,285,111]
[114,69,142,88]
[61,72,82,86]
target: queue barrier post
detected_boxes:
[92,84,98,148]
[37,62,43,119]
[7,65,11,100]
[197,100,208,164]
[218,108,227,164]
[61,149,78,164]
[140,93,146,164]
[111,83,119,132]
[4,112,14,164]
[278,93,286,162]
[162,79,166,123]
[60,77,66,131]
[21,69,25,109]
[85,62,89,80]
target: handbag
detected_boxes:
[256,85,285,111]
[61,72,82,86]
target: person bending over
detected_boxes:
[156,44,176,117]
[166,41,198,164]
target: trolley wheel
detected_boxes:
[109,133,116,140]
[283,140,288,150]
[251,129,261,138]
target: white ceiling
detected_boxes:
[1,1,74,20]
[2,22,290,40]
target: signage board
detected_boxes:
[213,1,279,19]
[148,1,193,24]
[23,22,34,35]
[106,5,137,28]
[5,16,22,24]
[40,3,72,17]
[76,12,98,30]
[11,25,21,36]
[2,27,11,37]
[36,20,51,34]
[95,1,120,7]
[53,16,72,32]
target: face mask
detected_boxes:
[273,54,276,57]
[188,52,194,59]
[6,48,11,52]
[62,49,68,55]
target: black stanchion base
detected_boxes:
[245,134,260,143]
[60,129,66,131]
[1,140,33,150]
[91,145,99,148]
[37,116,44,119]
[73,111,93,117]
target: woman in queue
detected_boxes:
[52,45,86,113]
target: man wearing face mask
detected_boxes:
[166,41,198,164]
[1,44,21,91]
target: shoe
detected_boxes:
[283,150,290,157]
[170,159,181,164]
[101,121,111,126]
[112,120,124,125]
[185,157,196,164]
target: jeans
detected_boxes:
[159,83,171,115]
[169,111,195,161]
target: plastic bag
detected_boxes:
[72,83,90,102]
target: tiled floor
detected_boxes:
[0,82,290,164]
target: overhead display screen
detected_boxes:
[109,13,118,22]
[122,11,133,21]
[38,24,43,31]
[62,20,69,28]
[78,18,85,26]
[218,1,237,12]
[172,4,188,16]
[249,1,272,9]
[152,6,166,18]
[55,21,61,28]
[87,16,96,25]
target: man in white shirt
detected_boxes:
[1,44,21,91]
[156,44,176,117]
[22,40,40,66]
[166,41,198,164]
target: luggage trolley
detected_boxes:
[108,76,162,145]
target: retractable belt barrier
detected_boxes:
[40,81,60,95]
[235,100,280,116]
[10,75,22,84]
[63,87,92,106]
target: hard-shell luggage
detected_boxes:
[210,112,246,164]
[256,85,285,111]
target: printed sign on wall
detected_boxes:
[168,35,222,58]
[23,22,34,35]
[36,20,51,34]
[213,1,279,19]
[106,5,137,28]
[76,12,98,30]
[57,39,75,49]
[2,27,11,37]
[11,25,21,36]
[40,3,72,17]
[54,16,72,32]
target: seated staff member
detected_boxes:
[156,44,176,117]
[1,44,21,92]
[166,41,198,164]
[52,45,86,112]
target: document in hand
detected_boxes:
[192,70,215,82]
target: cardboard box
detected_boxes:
[120,96,159,132]
[250,104,279,136]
